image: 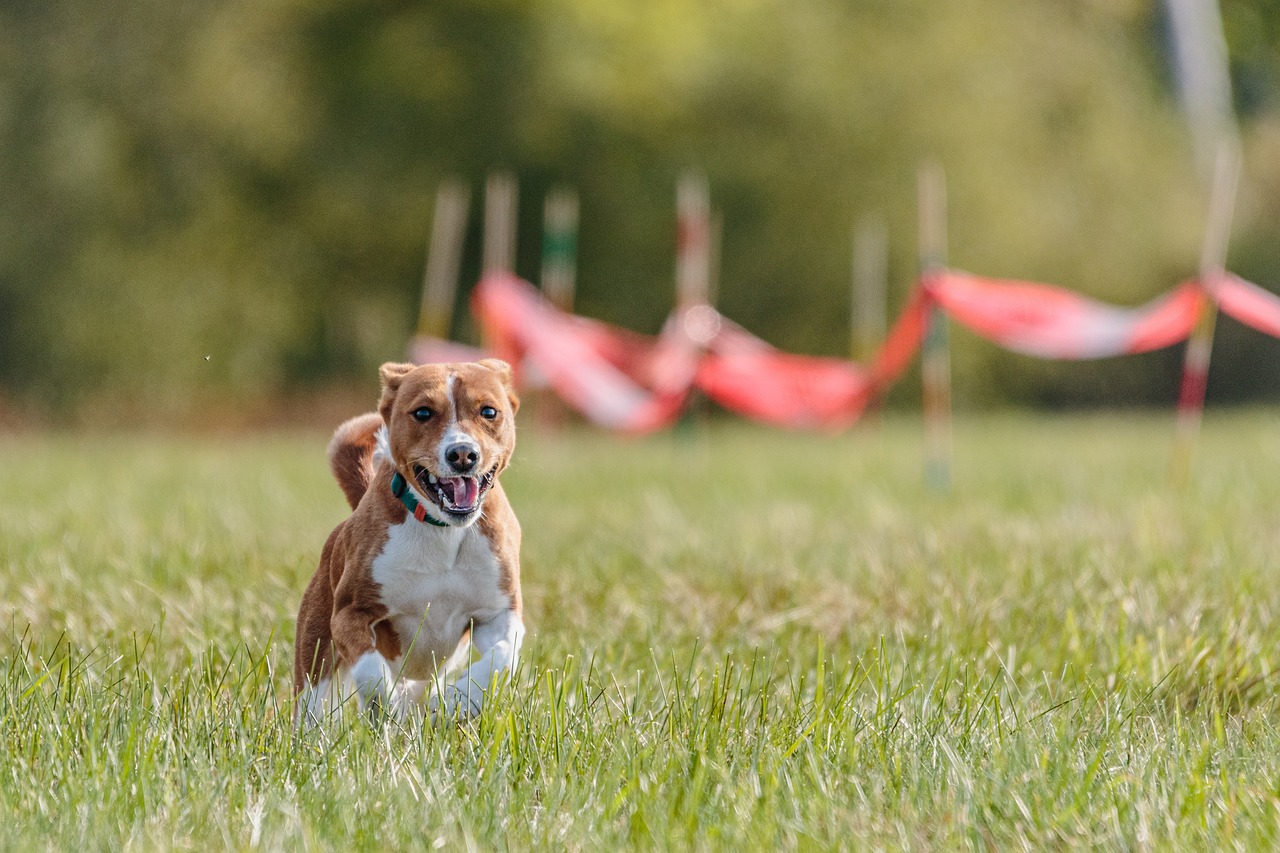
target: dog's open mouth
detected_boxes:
[413,464,496,516]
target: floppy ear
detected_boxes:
[479,358,520,415]
[378,362,416,423]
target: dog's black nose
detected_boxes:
[445,442,479,473]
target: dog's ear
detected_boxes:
[479,358,520,415]
[378,362,416,422]
[478,358,512,383]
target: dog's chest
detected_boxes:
[371,519,508,677]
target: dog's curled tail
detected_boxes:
[328,412,385,510]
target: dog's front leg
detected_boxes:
[431,609,524,721]
[331,607,407,722]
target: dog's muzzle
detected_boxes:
[414,463,496,517]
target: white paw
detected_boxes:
[428,681,483,723]
[349,652,404,722]
[294,677,333,729]
[367,685,416,724]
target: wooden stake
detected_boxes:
[417,179,471,340]
[541,187,579,311]
[483,171,518,276]
[852,214,888,363]
[676,172,711,309]
[919,162,952,491]
[1172,141,1240,486]
[673,173,714,437]
[536,187,578,433]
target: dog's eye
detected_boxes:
[479,405,498,420]
[411,407,433,423]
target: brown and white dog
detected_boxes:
[293,359,523,725]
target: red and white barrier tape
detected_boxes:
[450,268,1280,433]
[471,273,701,433]
[1208,273,1280,338]
[924,271,1205,360]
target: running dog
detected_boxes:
[294,359,523,725]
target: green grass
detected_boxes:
[3,411,1280,849]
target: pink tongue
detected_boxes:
[443,476,479,509]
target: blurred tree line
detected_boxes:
[2,0,1280,422]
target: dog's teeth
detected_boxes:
[428,473,438,484]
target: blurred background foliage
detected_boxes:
[3,0,1280,423]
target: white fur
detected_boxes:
[445,373,458,425]
[430,608,524,721]
[348,650,421,721]
[369,514,520,718]
[349,650,394,700]
[373,424,391,468]
[295,676,333,727]
[438,371,482,474]
[349,650,392,715]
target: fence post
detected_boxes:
[483,171,518,276]
[1172,142,1240,485]
[541,187,579,311]
[534,187,580,430]
[417,179,470,341]
[852,213,888,363]
[918,162,952,491]
[676,172,711,310]
[674,173,714,435]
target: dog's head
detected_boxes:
[378,359,519,527]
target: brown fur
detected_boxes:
[327,412,383,511]
[293,359,521,695]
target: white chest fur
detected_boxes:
[371,518,510,680]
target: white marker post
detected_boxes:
[417,179,470,341]
[1173,143,1240,485]
[676,172,711,310]
[536,187,580,431]
[541,187,579,312]
[1164,0,1240,485]
[852,213,888,364]
[483,171,518,276]
[675,173,713,433]
[918,162,951,491]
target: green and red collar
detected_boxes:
[390,471,449,527]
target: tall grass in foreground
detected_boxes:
[2,412,1280,848]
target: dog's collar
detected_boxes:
[390,471,449,527]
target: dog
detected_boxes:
[293,359,523,725]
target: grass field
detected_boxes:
[3,411,1280,849]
